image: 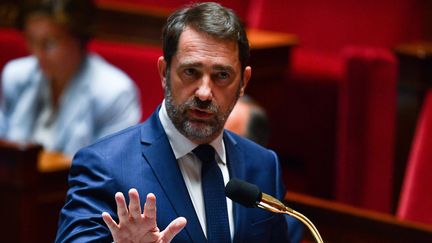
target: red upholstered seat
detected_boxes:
[336,47,397,213]
[0,28,28,72]
[247,0,425,52]
[276,47,398,208]
[88,39,164,121]
[246,0,407,206]
[291,49,343,82]
[397,90,432,225]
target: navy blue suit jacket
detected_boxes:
[56,109,294,242]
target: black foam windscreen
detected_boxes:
[225,178,262,208]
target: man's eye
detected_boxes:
[184,68,196,76]
[218,72,230,80]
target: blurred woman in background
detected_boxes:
[0,0,141,157]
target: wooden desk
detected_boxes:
[285,192,432,243]
[395,42,432,59]
[246,28,298,83]
[0,140,71,243]
[38,150,72,172]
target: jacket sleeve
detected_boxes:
[55,147,117,243]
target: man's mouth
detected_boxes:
[189,108,213,120]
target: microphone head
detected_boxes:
[225,178,262,208]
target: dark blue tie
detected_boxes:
[193,144,231,243]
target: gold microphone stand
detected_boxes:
[258,193,324,243]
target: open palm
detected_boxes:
[102,189,187,243]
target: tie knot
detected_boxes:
[193,144,215,164]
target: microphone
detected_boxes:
[225,178,324,243]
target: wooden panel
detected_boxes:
[0,140,70,243]
[285,192,432,243]
[95,1,170,44]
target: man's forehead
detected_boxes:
[174,30,240,67]
[178,27,238,50]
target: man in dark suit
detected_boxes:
[56,2,296,242]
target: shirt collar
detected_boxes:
[158,99,226,164]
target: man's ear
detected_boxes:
[240,66,252,96]
[157,56,167,88]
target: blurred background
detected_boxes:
[1,0,432,242]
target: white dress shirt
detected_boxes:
[158,100,234,239]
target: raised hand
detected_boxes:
[102,188,187,243]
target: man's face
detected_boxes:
[158,27,251,144]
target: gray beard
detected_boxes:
[164,75,240,143]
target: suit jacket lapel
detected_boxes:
[140,111,206,243]
[224,132,248,243]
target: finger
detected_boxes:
[143,193,157,229]
[115,192,129,223]
[128,188,142,220]
[159,217,187,242]
[102,212,119,234]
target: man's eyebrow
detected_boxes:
[213,64,235,73]
[178,61,203,69]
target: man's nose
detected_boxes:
[195,76,213,101]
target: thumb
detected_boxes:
[159,217,187,242]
